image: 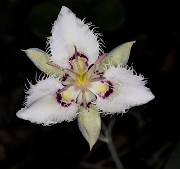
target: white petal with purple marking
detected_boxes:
[96,66,155,113]
[48,6,101,68]
[25,77,63,107]
[17,95,78,125]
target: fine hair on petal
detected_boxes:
[78,17,105,56]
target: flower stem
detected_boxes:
[101,119,125,169]
[106,131,125,169]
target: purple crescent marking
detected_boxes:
[98,81,113,99]
[56,89,75,107]
[69,52,89,69]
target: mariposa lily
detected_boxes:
[17,6,155,150]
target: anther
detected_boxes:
[86,64,96,79]
[95,53,107,65]
[74,46,82,71]
[91,76,106,82]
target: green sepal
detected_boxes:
[78,106,101,150]
[22,48,64,77]
[98,41,136,72]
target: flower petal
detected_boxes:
[25,77,63,107]
[17,95,78,125]
[78,106,101,150]
[22,48,64,77]
[56,86,80,107]
[48,6,101,68]
[98,41,135,72]
[95,66,155,113]
[88,80,113,99]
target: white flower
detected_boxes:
[17,6,155,150]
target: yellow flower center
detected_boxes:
[71,56,91,89]
[75,70,90,89]
[77,72,87,85]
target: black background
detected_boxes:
[0,0,179,169]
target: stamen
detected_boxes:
[56,85,71,94]
[74,46,82,71]
[95,53,107,65]
[86,64,96,79]
[47,61,78,80]
[47,61,65,71]
[91,76,106,82]
[64,69,78,80]
[74,46,78,61]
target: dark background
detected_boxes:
[0,0,179,169]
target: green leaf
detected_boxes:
[22,48,64,77]
[78,106,101,150]
[98,41,136,72]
